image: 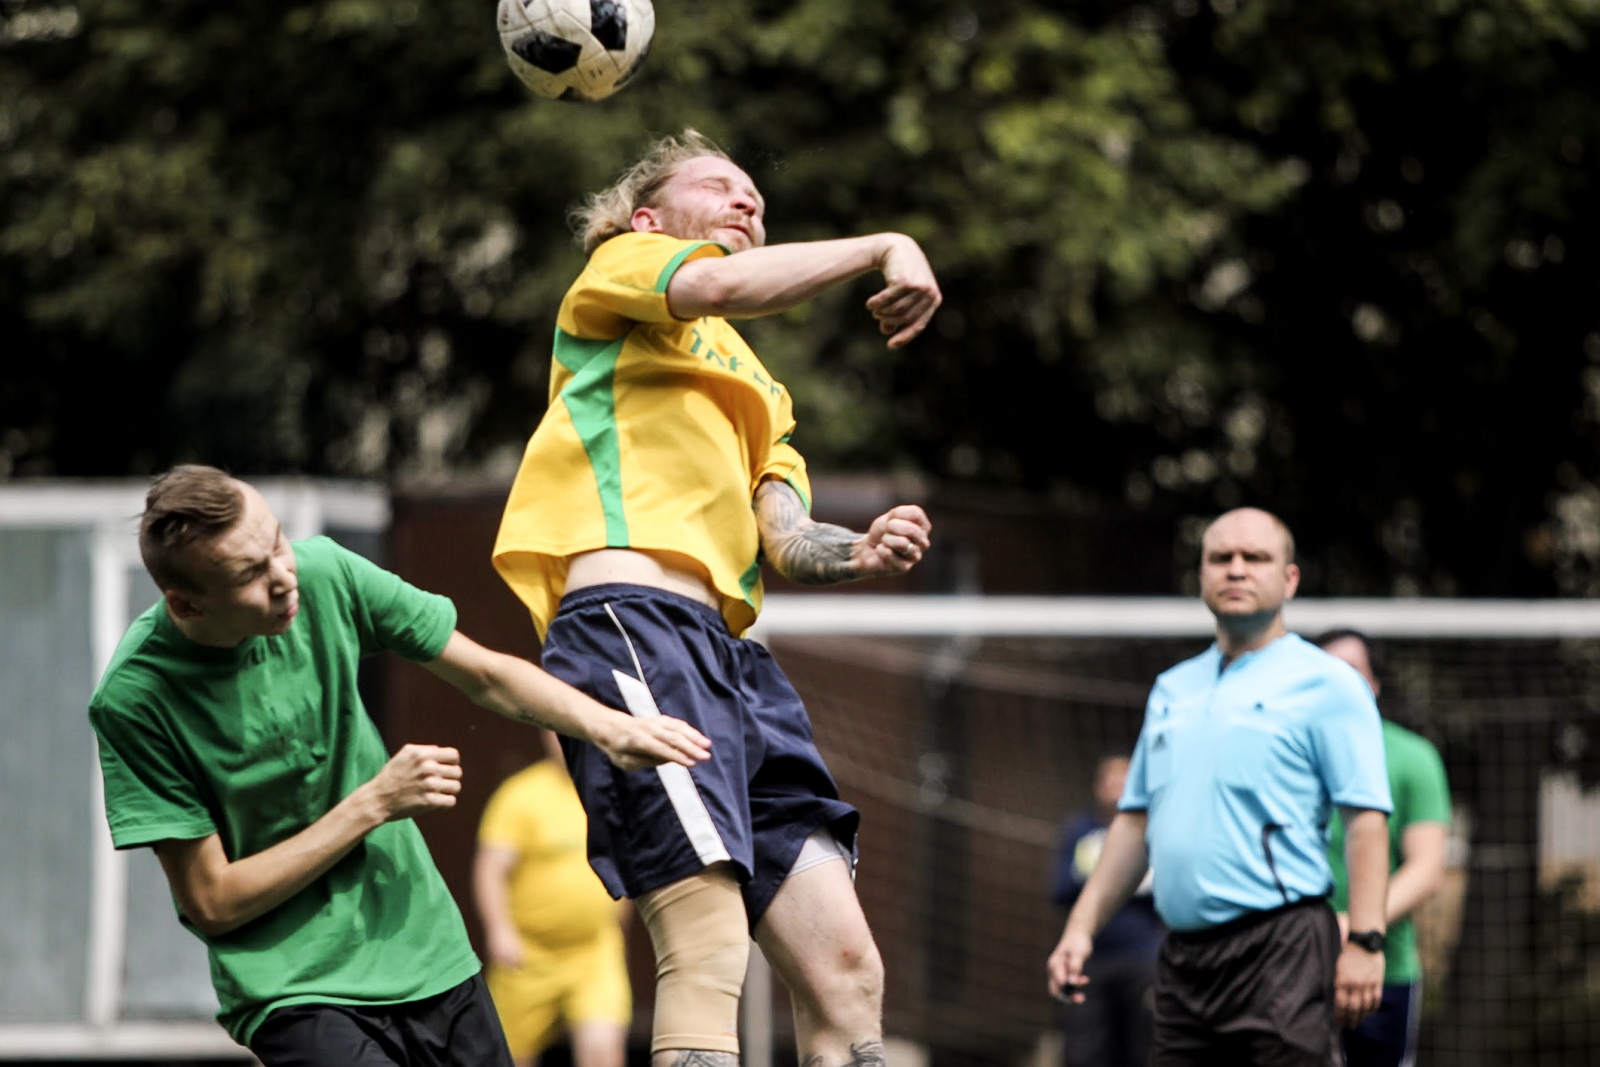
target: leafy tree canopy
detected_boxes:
[3,0,1598,595]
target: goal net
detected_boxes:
[749,595,1600,1067]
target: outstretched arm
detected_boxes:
[667,233,941,348]
[155,743,463,936]
[753,480,932,586]
[425,630,707,771]
[424,631,711,771]
[1047,811,1149,1003]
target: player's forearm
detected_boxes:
[467,653,630,745]
[1385,823,1448,924]
[173,789,386,936]
[667,234,898,319]
[753,480,862,585]
[1064,813,1149,939]
[1341,807,1391,934]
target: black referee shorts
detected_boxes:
[248,973,514,1067]
[1152,897,1341,1067]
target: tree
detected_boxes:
[3,0,1599,595]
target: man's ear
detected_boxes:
[165,589,203,620]
[631,205,664,234]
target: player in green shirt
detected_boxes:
[1317,629,1452,1067]
[89,465,710,1066]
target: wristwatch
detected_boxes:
[1347,929,1387,953]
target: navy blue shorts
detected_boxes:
[1341,981,1420,1067]
[540,583,859,928]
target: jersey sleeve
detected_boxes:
[1398,732,1453,827]
[1119,725,1154,813]
[758,442,812,512]
[560,233,729,339]
[1309,668,1393,813]
[316,538,457,662]
[90,695,216,850]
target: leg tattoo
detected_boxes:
[800,1042,887,1067]
[669,1053,739,1067]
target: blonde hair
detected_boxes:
[571,129,732,254]
[139,464,245,592]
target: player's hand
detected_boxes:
[369,744,462,821]
[594,713,711,772]
[1046,926,1094,1004]
[851,504,932,578]
[1335,940,1384,1027]
[865,235,941,349]
[486,925,525,970]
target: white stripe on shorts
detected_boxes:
[603,603,732,868]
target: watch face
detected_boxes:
[1349,931,1386,952]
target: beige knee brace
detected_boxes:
[635,867,750,1055]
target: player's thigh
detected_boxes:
[754,857,881,1008]
[568,1020,631,1067]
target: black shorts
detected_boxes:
[540,583,859,927]
[1152,897,1340,1067]
[248,973,513,1067]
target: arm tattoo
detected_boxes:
[799,1042,887,1067]
[754,481,861,586]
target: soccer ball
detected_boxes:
[497,0,655,103]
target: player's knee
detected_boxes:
[637,868,750,1055]
[792,935,884,1027]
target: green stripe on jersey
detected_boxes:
[555,328,629,544]
[738,557,763,608]
[653,241,723,292]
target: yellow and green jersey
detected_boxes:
[494,231,812,639]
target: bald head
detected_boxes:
[1198,507,1300,653]
[1201,508,1295,565]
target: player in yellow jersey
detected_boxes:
[493,129,941,1067]
[476,730,632,1067]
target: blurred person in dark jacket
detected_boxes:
[1050,754,1162,1067]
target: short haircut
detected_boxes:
[1312,627,1384,678]
[139,465,245,593]
[570,128,732,255]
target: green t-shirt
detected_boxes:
[89,536,481,1045]
[1328,718,1452,984]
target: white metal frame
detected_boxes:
[756,593,1600,639]
[0,480,386,1060]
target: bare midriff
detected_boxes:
[565,548,721,611]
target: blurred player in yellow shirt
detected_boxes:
[475,730,632,1067]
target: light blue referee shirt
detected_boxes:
[1121,632,1391,932]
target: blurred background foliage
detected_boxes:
[3,0,1599,595]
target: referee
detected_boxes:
[1047,507,1393,1066]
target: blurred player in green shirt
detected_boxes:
[1317,629,1452,1067]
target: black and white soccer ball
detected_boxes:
[497,0,655,103]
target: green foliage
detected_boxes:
[3,0,1600,594]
